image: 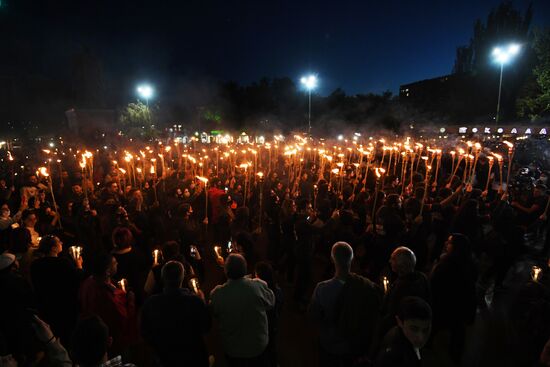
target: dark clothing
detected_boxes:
[375,327,421,367]
[333,273,382,356]
[225,348,269,367]
[430,254,477,362]
[112,248,150,305]
[178,217,200,254]
[141,288,211,367]
[30,256,82,343]
[310,273,382,358]
[381,271,430,336]
[0,270,35,363]
[430,255,477,328]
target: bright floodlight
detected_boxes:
[137,84,154,99]
[492,44,520,64]
[300,75,318,91]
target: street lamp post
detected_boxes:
[137,84,154,121]
[492,44,520,123]
[300,75,318,135]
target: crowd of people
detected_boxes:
[1,136,550,367]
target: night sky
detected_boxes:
[3,0,550,95]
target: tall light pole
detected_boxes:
[492,44,520,123]
[300,74,318,134]
[137,84,154,125]
[137,84,154,107]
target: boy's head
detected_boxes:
[71,316,111,366]
[395,297,432,349]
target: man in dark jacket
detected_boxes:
[30,235,83,345]
[141,261,211,367]
[381,247,430,337]
[309,242,382,366]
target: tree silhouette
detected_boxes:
[454,2,532,75]
[119,101,157,138]
[516,28,550,120]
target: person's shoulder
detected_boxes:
[313,278,343,294]
[210,283,227,299]
[349,273,378,289]
[315,278,339,288]
[248,277,269,288]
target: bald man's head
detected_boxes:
[390,247,416,275]
[331,242,353,272]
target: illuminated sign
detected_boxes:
[497,128,504,134]
[484,127,491,133]
[459,127,467,134]
[525,128,532,134]
[540,128,547,135]
[511,128,518,134]
[472,128,478,133]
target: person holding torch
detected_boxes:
[141,261,211,367]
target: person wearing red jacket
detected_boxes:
[207,178,226,225]
[79,253,137,357]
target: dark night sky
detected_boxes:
[4,0,550,95]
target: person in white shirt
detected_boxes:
[210,253,275,367]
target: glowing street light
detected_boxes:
[137,84,154,126]
[136,84,154,106]
[300,74,318,134]
[492,44,520,123]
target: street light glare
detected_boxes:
[492,44,520,64]
[137,84,154,99]
[300,75,318,90]
[508,44,520,55]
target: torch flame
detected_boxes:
[38,167,49,176]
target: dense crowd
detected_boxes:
[1,137,550,367]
